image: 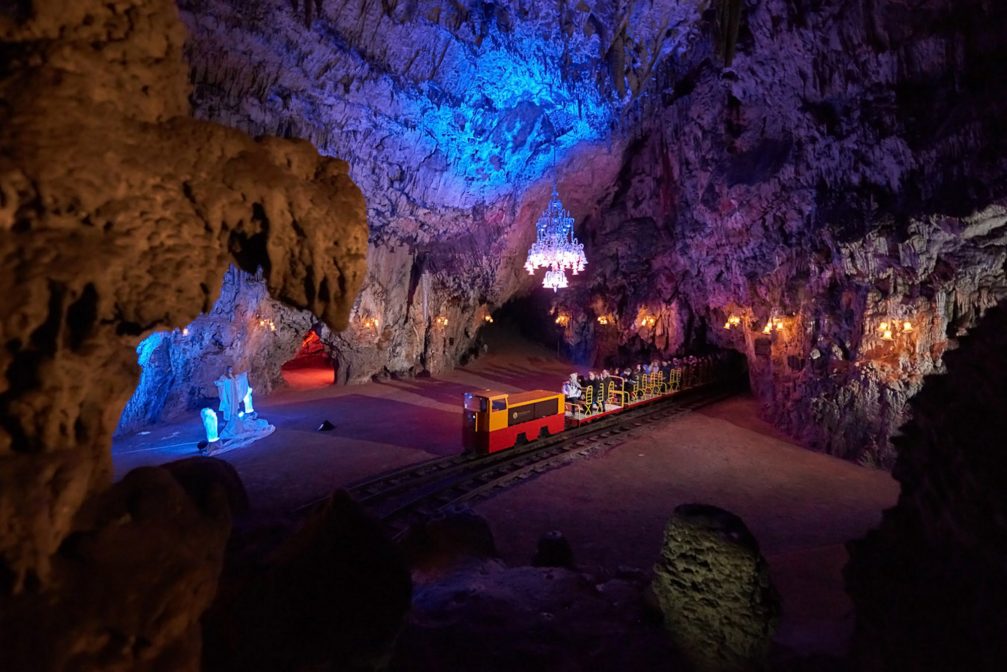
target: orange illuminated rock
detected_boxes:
[0,0,366,666]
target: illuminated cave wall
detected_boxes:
[549,0,1007,465]
[0,0,369,666]
[117,267,329,434]
[171,0,701,383]
[155,0,1007,467]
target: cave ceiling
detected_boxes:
[179,0,703,238]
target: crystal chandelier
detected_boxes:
[524,186,587,292]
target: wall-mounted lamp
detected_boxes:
[483,314,494,324]
[877,318,912,341]
[597,315,610,326]
[257,317,276,332]
[761,314,785,335]
[723,315,741,330]
[555,313,570,327]
[639,314,657,328]
[435,315,449,327]
[360,315,380,331]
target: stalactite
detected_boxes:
[715,0,743,66]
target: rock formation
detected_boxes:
[0,458,241,671]
[116,266,332,434]
[651,503,780,671]
[170,0,692,382]
[845,299,1007,672]
[159,0,1007,466]
[549,0,1007,464]
[0,0,366,666]
[203,492,412,672]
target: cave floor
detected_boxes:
[112,342,897,661]
[111,340,576,512]
[472,394,898,659]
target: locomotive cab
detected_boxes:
[462,389,565,454]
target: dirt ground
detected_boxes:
[112,339,897,658]
[474,394,898,656]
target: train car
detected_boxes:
[461,352,737,454]
[462,389,565,454]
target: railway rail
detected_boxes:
[301,379,742,539]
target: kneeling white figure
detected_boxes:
[209,366,275,450]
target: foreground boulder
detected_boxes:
[0,461,236,671]
[651,503,780,671]
[203,491,411,672]
[400,508,498,574]
[532,529,576,569]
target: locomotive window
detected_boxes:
[464,395,487,412]
[492,399,507,411]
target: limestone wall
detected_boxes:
[0,0,366,599]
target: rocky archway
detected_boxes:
[0,0,366,666]
[281,328,338,389]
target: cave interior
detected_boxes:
[1,0,1006,671]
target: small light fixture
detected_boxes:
[761,312,785,334]
[360,316,380,331]
[877,317,911,340]
[182,327,189,337]
[555,313,570,327]
[724,315,741,330]
[597,315,609,326]
[435,315,449,327]
[483,315,494,324]
[257,317,276,332]
[639,314,656,328]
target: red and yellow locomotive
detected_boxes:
[462,389,565,453]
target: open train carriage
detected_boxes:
[463,389,565,454]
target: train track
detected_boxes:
[301,380,741,539]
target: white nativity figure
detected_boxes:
[214,366,250,423]
[200,407,220,444]
[213,366,275,444]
